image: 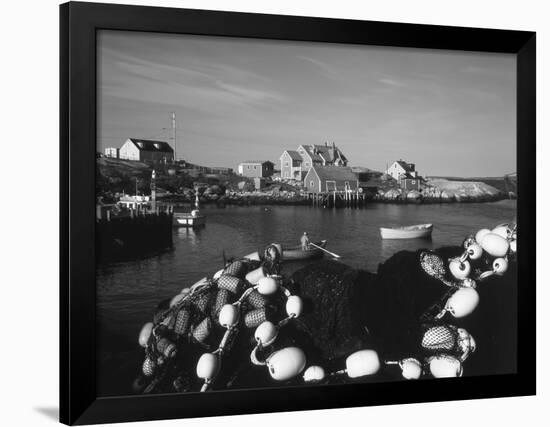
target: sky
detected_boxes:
[97,30,516,177]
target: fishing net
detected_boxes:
[217,275,245,294]
[223,261,248,279]
[420,324,458,352]
[174,308,192,336]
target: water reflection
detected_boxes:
[176,226,200,246]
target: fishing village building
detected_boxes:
[304,166,359,193]
[385,160,418,181]
[237,160,275,178]
[119,138,174,163]
[385,160,422,191]
[280,142,348,182]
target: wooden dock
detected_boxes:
[96,206,174,263]
[307,190,367,208]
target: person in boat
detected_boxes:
[300,232,310,251]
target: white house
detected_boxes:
[119,138,174,163]
[385,160,418,181]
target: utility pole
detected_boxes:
[171,112,177,162]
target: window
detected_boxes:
[285,162,289,167]
[310,180,314,187]
[305,162,310,167]
[254,165,257,169]
[411,180,416,184]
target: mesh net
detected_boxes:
[246,290,268,309]
[217,275,244,294]
[244,308,268,328]
[192,317,212,343]
[421,325,458,352]
[223,261,248,279]
[174,308,191,336]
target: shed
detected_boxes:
[303,166,359,193]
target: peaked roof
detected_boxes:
[284,150,303,161]
[309,166,357,182]
[300,144,348,163]
[394,160,415,172]
[128,138,174,153]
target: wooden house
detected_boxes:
[237,160,275,178]
[304,166,359,193]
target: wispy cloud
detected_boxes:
[99,47,286,111]
[296,55,338,78]
[378,77,407,88]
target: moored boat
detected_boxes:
[173,193,206,228]
[380,224,433,240]
[282,240,327,261]
[173,211,206,228]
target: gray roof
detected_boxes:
[301,144,348,163]
[129,138,174,153]
[310,166,357,183]
[395,160,415,172]
[285,150,303,161]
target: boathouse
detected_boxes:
[304,166,359,193]
[237,160,275,178]
[119,138,174,163]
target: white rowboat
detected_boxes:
[380,223,433,239]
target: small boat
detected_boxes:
[173,211,206,228]
[282,240,327,261]
[380,224,433,240]
[173,193,206,228]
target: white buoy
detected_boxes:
[449,258,471,280]
[257,277,279,295]
[480,233,510,257]
[196,353,220,380]
[345,349,380,378]
[445,288,479,318]
[400,358,422,380]
[492,257,509,275]
[266,347,306,381]
[138,322,154,348]
[254,321,278,347]
[475,228,491,244]
[213,269,224,280]
[246,266,266,285]
[428,355,463,378]
[303,365,326,382]
[510,240,517,254]
[218,304,240,328]
[466,242,483,260]
[492,225,510,239]
[286,295,303,318]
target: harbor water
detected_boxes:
[96,199,516,395]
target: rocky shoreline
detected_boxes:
[161,187,507,207]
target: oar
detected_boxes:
[310,242,341,259]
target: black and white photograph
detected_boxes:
[95,29,519,397]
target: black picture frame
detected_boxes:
[60,1,536,425]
